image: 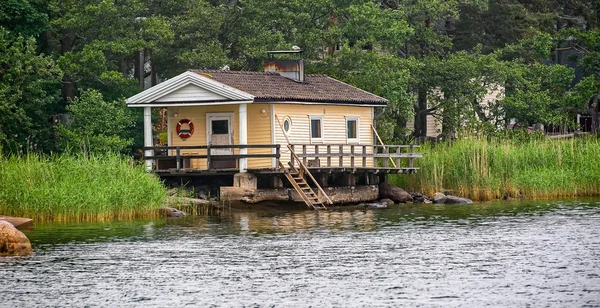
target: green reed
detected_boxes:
[0,153,167,222]
[392,137,600,201]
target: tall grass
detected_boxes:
[393,137,600,201]
[0,153,167,222]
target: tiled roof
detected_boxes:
[191,70,388,105]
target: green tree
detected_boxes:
[0,28,61,153]
[57,89,136,153]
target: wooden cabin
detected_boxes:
[126,52,420,208]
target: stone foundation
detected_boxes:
[220,185,379,205]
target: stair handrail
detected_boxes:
[287,144,333,205]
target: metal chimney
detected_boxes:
[264,48,304,82]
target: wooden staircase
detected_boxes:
[280,145,332,210]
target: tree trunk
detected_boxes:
[592,92,600,135]
[414,88,428,139]
[135,49,145,89]
[60,31,76,101]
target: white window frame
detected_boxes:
[309,115,324,143]
[345,116,359,143]
[283,116,292,135]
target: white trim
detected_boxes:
[345,116,360,143]
[283,116,292,135]
[239,103,248,173]
[270,104,276,168]
[309,115,324,143]
[167,108,172,146]
[206,112,234,146]
[143,107,153,171]
[126,71,254,106]
[128,100,253,108]
[266,100,386,107]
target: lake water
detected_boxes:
[2,199,600,307]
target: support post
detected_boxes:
[239,103,248,172]
[143,107,153,171]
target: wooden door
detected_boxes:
[207,113,236,169]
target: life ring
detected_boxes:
[176,119,194,140]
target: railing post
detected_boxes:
[373,145,377,167]
[350,145,355,168]
[339,145,344,167]
[275,145,280,169]
[382,146,389,168]
[396,146,401,168]
[290,144,295,168]
[302,144,307,166]
[176,146,181,171]
[314,145,319,166]
[362,146,367,167]
[206,144,211,170]
[327,145,331,167]
[409,145,415,168]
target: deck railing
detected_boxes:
[287,144,421,169]
[143,143,421,171]
[143,144,280,171]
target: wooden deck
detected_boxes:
[144,143,421,176]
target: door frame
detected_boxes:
[205,112,234,147]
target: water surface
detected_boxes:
[2,199,600,307]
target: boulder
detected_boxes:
[379,183,413,203]
[433,192,473,204]
[380,198,395,206]
[159,207,187,217]
[0,220,33,256]
[409,192,427,203]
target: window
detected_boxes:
[283,116,292,133]
[346,116,359,142]
[309,115,323,141]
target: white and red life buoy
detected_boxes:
[176,119,194,140]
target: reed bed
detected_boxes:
[393,137,600,201]
[0,153,167,222]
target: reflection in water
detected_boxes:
[1,199,600,307]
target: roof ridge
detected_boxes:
[192,70,280,75]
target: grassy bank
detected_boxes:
[0,153,167,222]
[392,137,600,201]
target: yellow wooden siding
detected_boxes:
[246,104,273,168]
[167,104,273,169]
[273,104,374,168]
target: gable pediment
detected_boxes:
[126,71,254,107]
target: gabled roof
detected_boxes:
[192,70,388,105]
[126,71,254,106]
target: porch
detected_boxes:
[143,143,421,177]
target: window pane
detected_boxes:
[284,119,290,132]
[212,120,229,134]
[311,119,321,138]
[347,120,357,139]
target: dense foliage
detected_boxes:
[0,152,167,221]
[0,0,599,153]
[392,137,600,200]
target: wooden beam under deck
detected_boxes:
[153,167,418,177]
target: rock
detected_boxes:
[433,192,473,204]
[159,207,186,217]
[361,202,388,208]
[409,192,426,203]
[380,198,395,206]
[0,220,33,256]
[0,216,33,230]
[379,183,413,203]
